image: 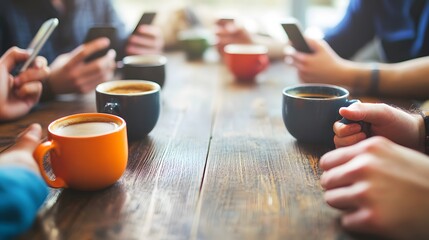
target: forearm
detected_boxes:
[337,60,373,95]
[378,58,429,99]
[339,58,429,99]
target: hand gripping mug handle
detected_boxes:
[33,141,67,188]
[339,99,371,136]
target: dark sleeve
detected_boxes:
[323,0,376,59]
[103,0,128,59]
[0,167,48,239]
[0,7,12,55]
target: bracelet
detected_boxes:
[368,64,380,96]
[419,110,429,155]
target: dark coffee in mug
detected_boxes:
[106,84,154,94]
[294,93,337,99]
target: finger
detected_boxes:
[334,132,367,148]
[305,38,325,52]
[320,157,367,190]
[32,56,48,69]
[15,66,50,86]
[0,47,30,72]
[80,49,116,78]
[9,124,42,153]
[75,70,112,94]
[0,64,13,90]
[74,52,115,93]
[68,38,111,66]
[341,208,375,234]
[333,121,362,137]
[324,187,360,210]
[339,103,395,124]
[320,143,363,170]
[290,52,308,65]
[14,81,42,99]
[128,35,157,48]
[134,25,159,38]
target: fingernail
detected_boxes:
[33,60,42,69]
[14,77,21,85]
[26,124,41,138]
[351,124,361,132]
[319,173,326,188]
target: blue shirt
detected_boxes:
[0,0,128,63]
[0,167,48,239]
[324,0,429,63]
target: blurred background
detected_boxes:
[113,0,349,48]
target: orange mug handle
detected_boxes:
[33,141,67,188]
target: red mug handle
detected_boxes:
[255,55,269,73]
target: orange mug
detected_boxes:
[33,113,128,191]
[224,44,269,82]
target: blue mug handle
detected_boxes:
[339,99,371,137]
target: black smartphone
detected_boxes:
[132,12,156,34]
[281,19,313,54]
[20,18,59,72]
[84,26,117,62]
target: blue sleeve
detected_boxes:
[0,167,48,239]
[323,0,377,59]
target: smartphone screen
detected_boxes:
[19,18,59,72]
[281,20,313,54]
[132,12,156,34]
[84,26,117,62]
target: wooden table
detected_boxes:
[0,50,416,240]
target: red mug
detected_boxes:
[224,44,269,82]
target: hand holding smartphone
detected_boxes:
[19,18,59,72]
[281,19,313,54]
[84,26,117,62]
[132,12,156,34]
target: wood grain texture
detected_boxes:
[0,50,408,240]
[192,63,352,240]
[18,52,217,240]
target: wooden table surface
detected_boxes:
[1,50,417,240]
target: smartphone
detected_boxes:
[132,12,156,34]
[84,26,117,62]
[281,19,313,54]
[19,18,59,72]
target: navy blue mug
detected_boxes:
[282,84,359,145]
[96,80,161,140]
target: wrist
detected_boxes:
[344,62,370,95]
[368,64,380,96]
